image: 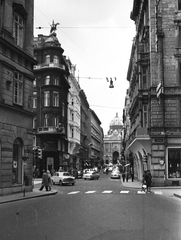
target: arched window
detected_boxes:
[12,138,23,184]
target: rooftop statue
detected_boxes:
[50,20,60,33]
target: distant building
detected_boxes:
[0,0,36,195]
[33,30,70,175]
[103,113,123,165]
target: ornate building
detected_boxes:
[124,0,181,186]
[103,113,123,165]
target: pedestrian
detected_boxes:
[122,172,126,182]
[130,169,134,182]
[47,170,52,191]
[145,170,152,193]
[126,172,129,182]
[39,170,49,191]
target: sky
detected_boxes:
[34,0,136,135]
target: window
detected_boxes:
[53,91,59,107]
[44,91,50,107]
[179,0,181,10]
[143,105,148,128]
[53,76,59,85]
[168,148,181,178]
[45,55,50,64]
[62,102,65,117]
[33,117,36,129]
[33,78,36,87]
[13,12,24,47]
[44,114,49,127]
[72,113,74,121]
[45,75,50,85]
[142,67,147,89]
[33,92,37,108]
[14,71,23,105]
[71,128,74,138]
[53,116,59,127]
[53,55,59,64]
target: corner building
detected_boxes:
[33,32,70,175]
[125,0,181,186]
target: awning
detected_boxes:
[127,137,151,156]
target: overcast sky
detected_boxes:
[34,0,136,134]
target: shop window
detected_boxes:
[168,148,181,178]
[14,71,23,105]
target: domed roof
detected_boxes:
[110,113,122,127]
[44,32,60,47]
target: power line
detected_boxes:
[36,26,134,29]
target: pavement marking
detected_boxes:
[154,191,163,195]
[68,191,80,195]
[102,190,113,194]
[137,191,146,194]
[85,191,96,194]
[120,191,129,194]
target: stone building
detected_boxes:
[33,27,70,175]
[124,0,181,186]
[103,113,123,165]
[66,58,81,170]
[0,0,36,195]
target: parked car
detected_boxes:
[51,172,76,186]
[77,170,83,178]
[83,170,99,180]
[111,170,121,179]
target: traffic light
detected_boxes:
[38,149,42,159]
[34,148,38,159]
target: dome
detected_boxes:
[44,32,60,47]
[110,113,122,127]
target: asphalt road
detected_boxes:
[0,172,181,240]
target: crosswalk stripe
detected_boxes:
[68,191,80,195]
[137,191,146,194]
[85,191,96,194]
[154,191,163,195]
[102,190,113,194]
[120,191,129,194]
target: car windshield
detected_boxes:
[63,173,70,176]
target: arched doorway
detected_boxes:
[113,151,119,165]
[12,138,23,185]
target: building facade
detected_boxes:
[66,58,81,170]
[125,0,181,186]
[33,29,70,175]
[103,113,123,166]
[0,0,36,195]
[90,109,104,168]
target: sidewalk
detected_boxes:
[122,180,181,199]
[0,180,58,204]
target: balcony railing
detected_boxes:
[38,126,65,134]
[34,62,66,71]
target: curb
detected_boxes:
[0,190,58,204]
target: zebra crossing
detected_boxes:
[66,190,163,195]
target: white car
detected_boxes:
[51,172,76,186]
[111,170,121,179]
[83,170,99,180]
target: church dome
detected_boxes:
[110,113,122,127]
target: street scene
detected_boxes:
[1,0,181,240]
[0,171,181,240]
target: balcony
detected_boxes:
[34,62,66,71]
[37,126,65,134]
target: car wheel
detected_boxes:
[72,183,75,186]
[84,178,86,180]
[59,180,63,186]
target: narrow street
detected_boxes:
[0,172,181,240]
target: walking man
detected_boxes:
[39,170,49,191]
